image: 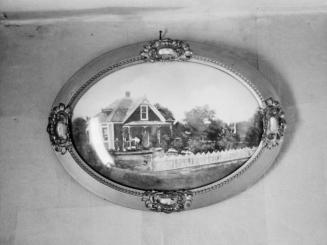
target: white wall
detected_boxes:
[0,5,327,245]
[1,0,327,13]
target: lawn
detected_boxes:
[95,158,249,190]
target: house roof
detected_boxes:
[97,94,167,123]
[97,97,134,122]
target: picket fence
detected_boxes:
[150,147,257,171]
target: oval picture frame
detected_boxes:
[47,36,286,213]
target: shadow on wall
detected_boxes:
[252,46,298,169]
[184,41,298,172]
[0,6,181,21]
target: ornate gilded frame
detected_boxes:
[47,37,286,213]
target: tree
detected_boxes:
[170,122,191,151]
[188,138,217,154]
[160,134,171,151]
[171,138,184,153]
[184,105,216,137]
[216,126,241,150]
[205,119,226,141]
[244,110,263,147]
[154,103,175,121]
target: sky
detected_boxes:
[73,62,260,123]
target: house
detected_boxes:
[96,92,173,152]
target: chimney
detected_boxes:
[125,91,130,98]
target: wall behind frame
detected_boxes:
[0,5,327,245]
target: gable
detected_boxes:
[125,104,161,123]
[122,97,166,123]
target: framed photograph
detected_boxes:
[47,36,286,213]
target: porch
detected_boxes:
[121,121,172,152]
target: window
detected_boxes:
[102,127,108,141]
[140,105,148,120]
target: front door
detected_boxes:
[142,127,150,148]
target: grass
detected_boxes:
[96,158,248,190]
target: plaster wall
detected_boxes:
[0,5,327,245]
[0,0,327,13]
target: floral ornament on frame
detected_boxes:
[262,98,286,149]
[47,103,72,154]
[142,190,193,213]
[140,33,192,62]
